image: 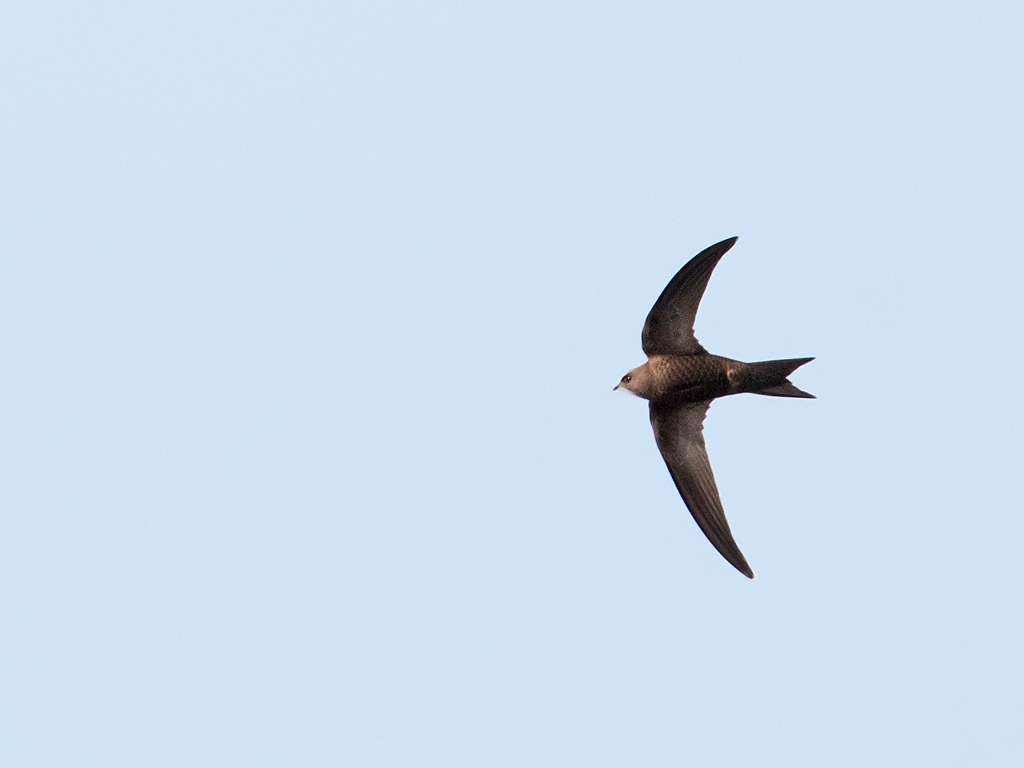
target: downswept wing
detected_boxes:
[649,399,754,578]
[641,237,737,356]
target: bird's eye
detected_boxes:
[622,374,632,383]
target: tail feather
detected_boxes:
[748,357,815,399]
[758,380,815,399]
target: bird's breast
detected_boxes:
[648,354,730,402]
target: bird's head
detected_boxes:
[614,364,651,398]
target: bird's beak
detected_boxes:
[613,382,621,391]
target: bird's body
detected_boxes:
[626,354,729,403]
[632,354,814,404]
[616,237,814,578]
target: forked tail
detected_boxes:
[747,357,815,398]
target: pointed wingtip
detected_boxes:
[734,559,754,579]
[695,236,739,261]
[723,548,754,579]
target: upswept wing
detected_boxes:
[641,237,737,356]
[649,399,754,578]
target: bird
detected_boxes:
[615,237,813,578]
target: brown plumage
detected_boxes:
[615,237,814,578]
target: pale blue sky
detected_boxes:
[2,1,1023,765]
